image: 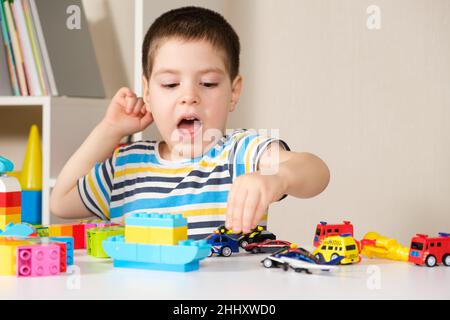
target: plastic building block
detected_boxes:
[53,242,67,272]
[21,190,41,225]
[87,226,124,258]
[0,241,23,275]
[17,125,42,191]
[1,166,22,230]
[50,237,74,266]
[360,232,409,262]
[409,233,450,267]
[0,223,34,237]
[72,224,86,249]
[0,156,15,172]
[125,225,187,245]
[313,220,354,247]
[35,226,49,237]
[103,236,211,272]
[16,244,60,277]
[0,191,21,207]
[125,213,187,227]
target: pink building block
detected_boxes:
[16,244,61,277]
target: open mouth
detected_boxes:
[177,116,203,138]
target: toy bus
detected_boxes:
[408,233,450,267]
[313,221,354,247]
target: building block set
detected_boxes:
[102,213,211,272]
[0,156,22,230]
[1,152,449,277]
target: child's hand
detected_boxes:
[102,87,154,137]
[225,172,287,234]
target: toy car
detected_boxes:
[205,233,240,257]
[244,239,291,254]
[313,220,354,247]
[313,235,361,265]
[237,225,276,248]
[409,233,450,267]
[261,245,342,274]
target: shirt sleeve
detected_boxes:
[77,148,120,220]
[228,129,290,181]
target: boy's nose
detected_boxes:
[180,94,200,105]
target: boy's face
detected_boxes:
[143,38,242,160]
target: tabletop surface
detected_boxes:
[1,248,449,300]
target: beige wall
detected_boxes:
[85,0,450,245]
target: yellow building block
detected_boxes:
[125,226,188,245]
[0,214,21,230]
[48,225,62,237]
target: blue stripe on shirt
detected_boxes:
[109,191,229,218]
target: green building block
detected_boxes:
[87,226,125,258]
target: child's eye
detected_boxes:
[201,82,218,88]
[162,83,179,89]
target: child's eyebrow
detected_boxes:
[153,68,225,77]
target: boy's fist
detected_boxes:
[102,87,153,137]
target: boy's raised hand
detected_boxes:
[225,171,287,234]
[102,87,154,137]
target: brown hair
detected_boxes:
[142,6,240,81]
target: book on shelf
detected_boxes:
[0,0,104,98]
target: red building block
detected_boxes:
[0,192,21,207]
[72,224,86,249]
[54,242,67,273]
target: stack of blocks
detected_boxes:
[102,213,211,272]
[0,175,22,231]
[125,213,188,245]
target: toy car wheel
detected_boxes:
[331,253,340,261]
[252,247,260,254]
[282,263,289,271]
[263,258,273,268]
[443,255,450,267]
[425,255,437,267]
[239,240,249,249]
[315,253,324,263]
[208,249,214,257]
[221,246,233,257]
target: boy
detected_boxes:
[51,6,330,240]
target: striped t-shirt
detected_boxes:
[77,129,289,240]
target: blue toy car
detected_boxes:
[205,233,240,257]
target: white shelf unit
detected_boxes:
[0,97,109,225]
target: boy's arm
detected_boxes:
[50,87,153,219]
[226,143,330,233]
[50,122,123,219]
[262,145,330,199]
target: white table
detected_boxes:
[0,250,449,300]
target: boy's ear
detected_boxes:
[230,75,243,112]
[142,75,151,111]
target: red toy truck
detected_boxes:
[408,233,450,267]
[313,221,354,247]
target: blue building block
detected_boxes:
[50,237,74,265]
[103,235,211,272]
[21,190,42,225]
[0,223,34,237]
[125,213,187,228]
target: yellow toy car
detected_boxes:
[312,235,361,265]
